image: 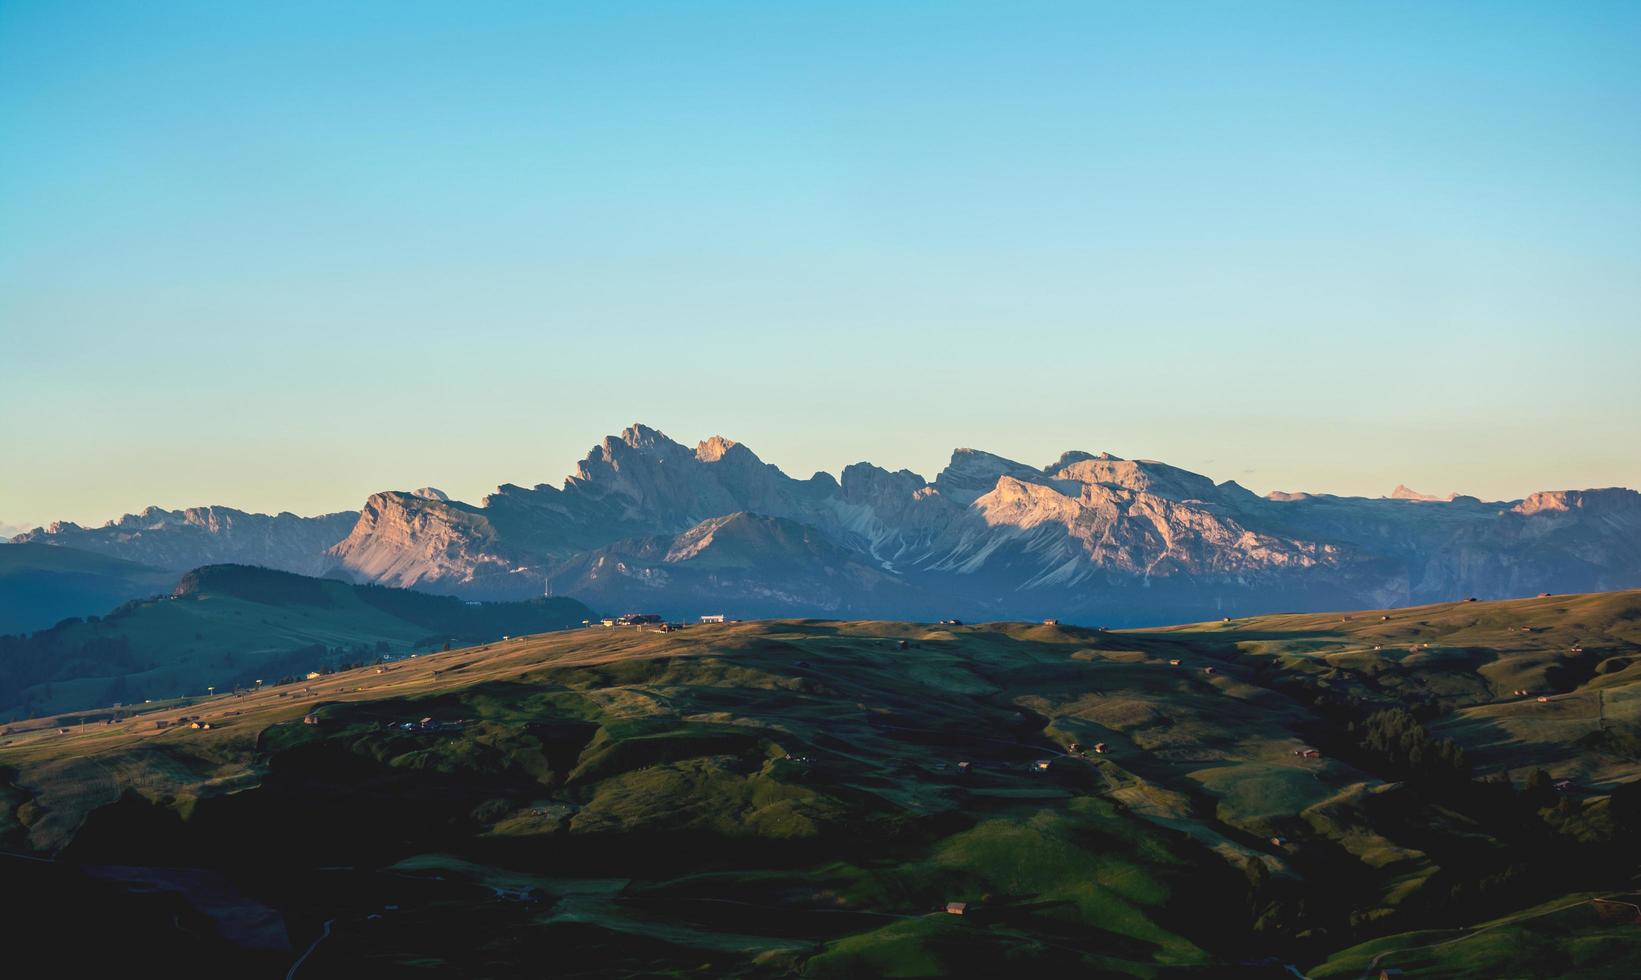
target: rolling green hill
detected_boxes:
[0,541,174,635]
[0,564,593,719]
[1,591,1639,977]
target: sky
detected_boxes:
[2,1,1639,528]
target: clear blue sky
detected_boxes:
[3,1,1639,527]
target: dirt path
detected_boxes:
[286,918,335,980]
[1359,893,1618,978]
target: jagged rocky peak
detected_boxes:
[352,491,428,525]
[99,505,175,529]
[695,435,739,462]
[99,505,226,532]
[840,461,928,502]
[1390,484,1457,502]
[935,448,1043,505]
[695,434,777,472]
[572,424,687,483]
[1045,450,1096,472]
[1042,449,1121,474]
[411,487,450,501]
[619,422,684,453]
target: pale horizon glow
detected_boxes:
[3,2,1639,528]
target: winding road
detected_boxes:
[286,918,335,980]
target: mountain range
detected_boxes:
[11,423,1641,625]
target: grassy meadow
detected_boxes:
[2,590,1640,976]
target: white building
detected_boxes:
[699,614,726,624]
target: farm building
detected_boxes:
[1168,659,1182,666]
[945,902,968,916]
[1042,618,1059,626]
[1032,760,1052,772]
[699,614,726,624]
[614,613,662,626]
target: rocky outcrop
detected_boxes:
[325,492,543,596]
